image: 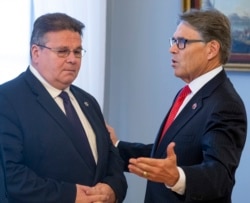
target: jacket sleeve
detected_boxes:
[118,141,153,171]
[0,93,76,203]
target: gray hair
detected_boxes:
[179,9,231,64]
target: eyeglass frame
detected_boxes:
[35,44,87,58]
[169,37,205,50]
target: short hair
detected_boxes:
[179,9,231,64]
[30,12,85,47]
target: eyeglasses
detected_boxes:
[169,37,205,50]
[36,44,86,58]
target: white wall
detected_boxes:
[0,0,31,83]
[226,71,250,203]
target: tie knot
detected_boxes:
[59,91,70,103]
[179,85,191,98]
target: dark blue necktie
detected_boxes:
[59,91,96,170]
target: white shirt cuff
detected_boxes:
[165,167,186,195]
[114,140,120,147]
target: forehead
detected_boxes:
[173,21,201,38]
[43,30,82,45]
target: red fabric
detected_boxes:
[160,85,191,142]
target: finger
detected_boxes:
[129,158,148,171]
[85,186,101,195]
[76,184,91,192]
[129,158,137,164]
[88,194,109,202]
[166,142,176,160]
[128,162,150,178]
[131,157,162,167]
[128,161,138,172]
[128,162,142,175]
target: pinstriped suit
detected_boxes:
[118,70,247,203]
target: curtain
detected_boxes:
[0,0,31,83]
[0,0,106,109]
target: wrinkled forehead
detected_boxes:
[40,31,83,49]
[173,21,202,39]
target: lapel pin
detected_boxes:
[84,101,89,107]
[192,103,197,110]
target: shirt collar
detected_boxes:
[29,65,70,99]
[188,66,223,94]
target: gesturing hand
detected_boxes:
[128,142,180,186]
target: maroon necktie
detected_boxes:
[160,85,191,142]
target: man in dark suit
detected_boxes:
[0,13,127,203]
[108,9,247,203]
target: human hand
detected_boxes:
[106,124,118,146]
[75,184,109,203]
[128,142,179,186]
[85,183,116,203]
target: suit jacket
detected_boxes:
[118,70,247,203]
[0,145,8,203]
[0,68,127,203]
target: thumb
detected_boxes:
[166,142,176,160]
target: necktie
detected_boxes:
[59,91,96,170]
[160,85,191,141]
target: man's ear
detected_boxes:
[31,44,41,63]
[206,40,220,60]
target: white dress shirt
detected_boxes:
[29,65,98,163]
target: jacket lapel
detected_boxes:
[155,96,202,157]
[71,87,109,182]
[24,68,70,130]
[153,70,228,157]
[24,68,96,173]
